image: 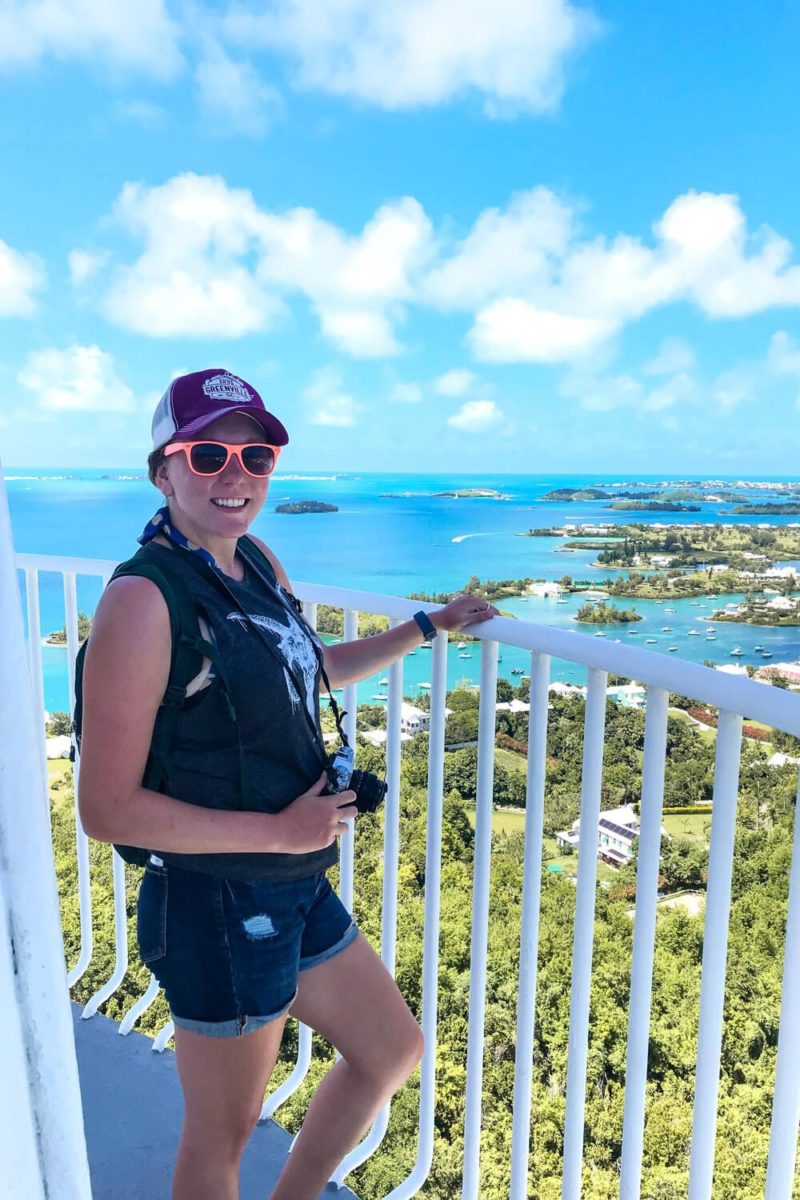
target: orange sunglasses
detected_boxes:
[164,440,281,478]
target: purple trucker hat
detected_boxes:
[151,369,289,451]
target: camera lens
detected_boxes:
[350,769,388,814]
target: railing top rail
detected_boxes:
[16,552,117,578]
[17,552,800,736]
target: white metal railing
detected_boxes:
[9,536,800,1199]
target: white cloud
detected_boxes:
[711,366,758,413]
[195,46,283,137]
[305,367,359,426]
[114,98,165,125]
[653,192,800,317]
[389,382,422,404]
[448,188,800,362]
[561,365,697,414]
[434,368,475,396]
[18,345,134,412]
[470,299,613,363]
[101,175,286,337]
[0,239,45,316]
[318,308,401,357]
[83,177,800,363]
[68,249,108,287]
[223,0,599,115]
[767,332,800,408]
[426,187,575,310]
[448,399,503,431]
[95,174,431,350]
[769,331,800,378]
[0,0,183,78]
[643,338,695,376]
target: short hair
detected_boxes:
[147,448,166,486]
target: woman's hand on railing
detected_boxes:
[272,771,358,853]
[432,594,500,634]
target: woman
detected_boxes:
[78,369,497,1200]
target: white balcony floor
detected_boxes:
[72,1004,358,1200]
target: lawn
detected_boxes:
[48,759,73,810]
[668,707,717,746]
[493,746,528,774]
[669,707,775,753]
[661,810,712,843]
[466,810,618,883]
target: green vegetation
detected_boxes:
[542,487,612,501]
[46,611,92,645]
[731,503,800,515]
[710,599,800,627]
[274,500,338,514]
[46,711,72,736]
[576,601,642,624]
[54,689,800,1199]
[432,488,511,499]
[316,606,390,638]
[566,521,800,565]
[409,573,532,604]
[609,500,700,512]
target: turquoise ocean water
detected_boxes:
[6,468,800,713]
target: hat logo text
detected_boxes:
[202,374,253,405]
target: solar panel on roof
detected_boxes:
[598,817,636,841]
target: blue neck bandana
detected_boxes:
[138,505,226,573]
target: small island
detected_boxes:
[542,487,612,501]
[274,501,338,514]
[609,501,701,512]
[730,503,800,515]
[432,488,511,500]
[46,612,92,645]
[575,602,642,624]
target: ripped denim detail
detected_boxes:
[242,913,277,940]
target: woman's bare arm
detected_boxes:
[247,535,497,690]
[77,575,353,854]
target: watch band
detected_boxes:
[412,610,438,642]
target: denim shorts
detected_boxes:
[136,856,359,1038]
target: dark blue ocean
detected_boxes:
[7,468,800,712]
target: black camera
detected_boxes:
[325,744,387,814]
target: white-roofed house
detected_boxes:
[555,803,669,867]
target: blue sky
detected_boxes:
[1,0,799,473]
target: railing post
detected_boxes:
[765,770,800,1198]
[0,462,92,1198]
[462,638,499,1200]
[688,710,743,1200]
[332,618,405,1182]
[620,686,669,1199]
[562,666,607,1200]
[338,608,359,912]
[386,629,449,1199]
[509,651,550,1200]
[64,572,93,987]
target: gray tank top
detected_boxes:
[147,543,338,882]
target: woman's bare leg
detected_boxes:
[172,1016,287,1200]
[269,934,424,1200]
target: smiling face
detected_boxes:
[154,412,271,552]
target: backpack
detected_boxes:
[72,537,278,866]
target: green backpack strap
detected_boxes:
[113,551,252,796]
[109,557,209,792]
[237,535,278,584]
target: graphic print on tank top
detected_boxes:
[225,607,319,722]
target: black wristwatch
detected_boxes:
[412,610,438,642]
